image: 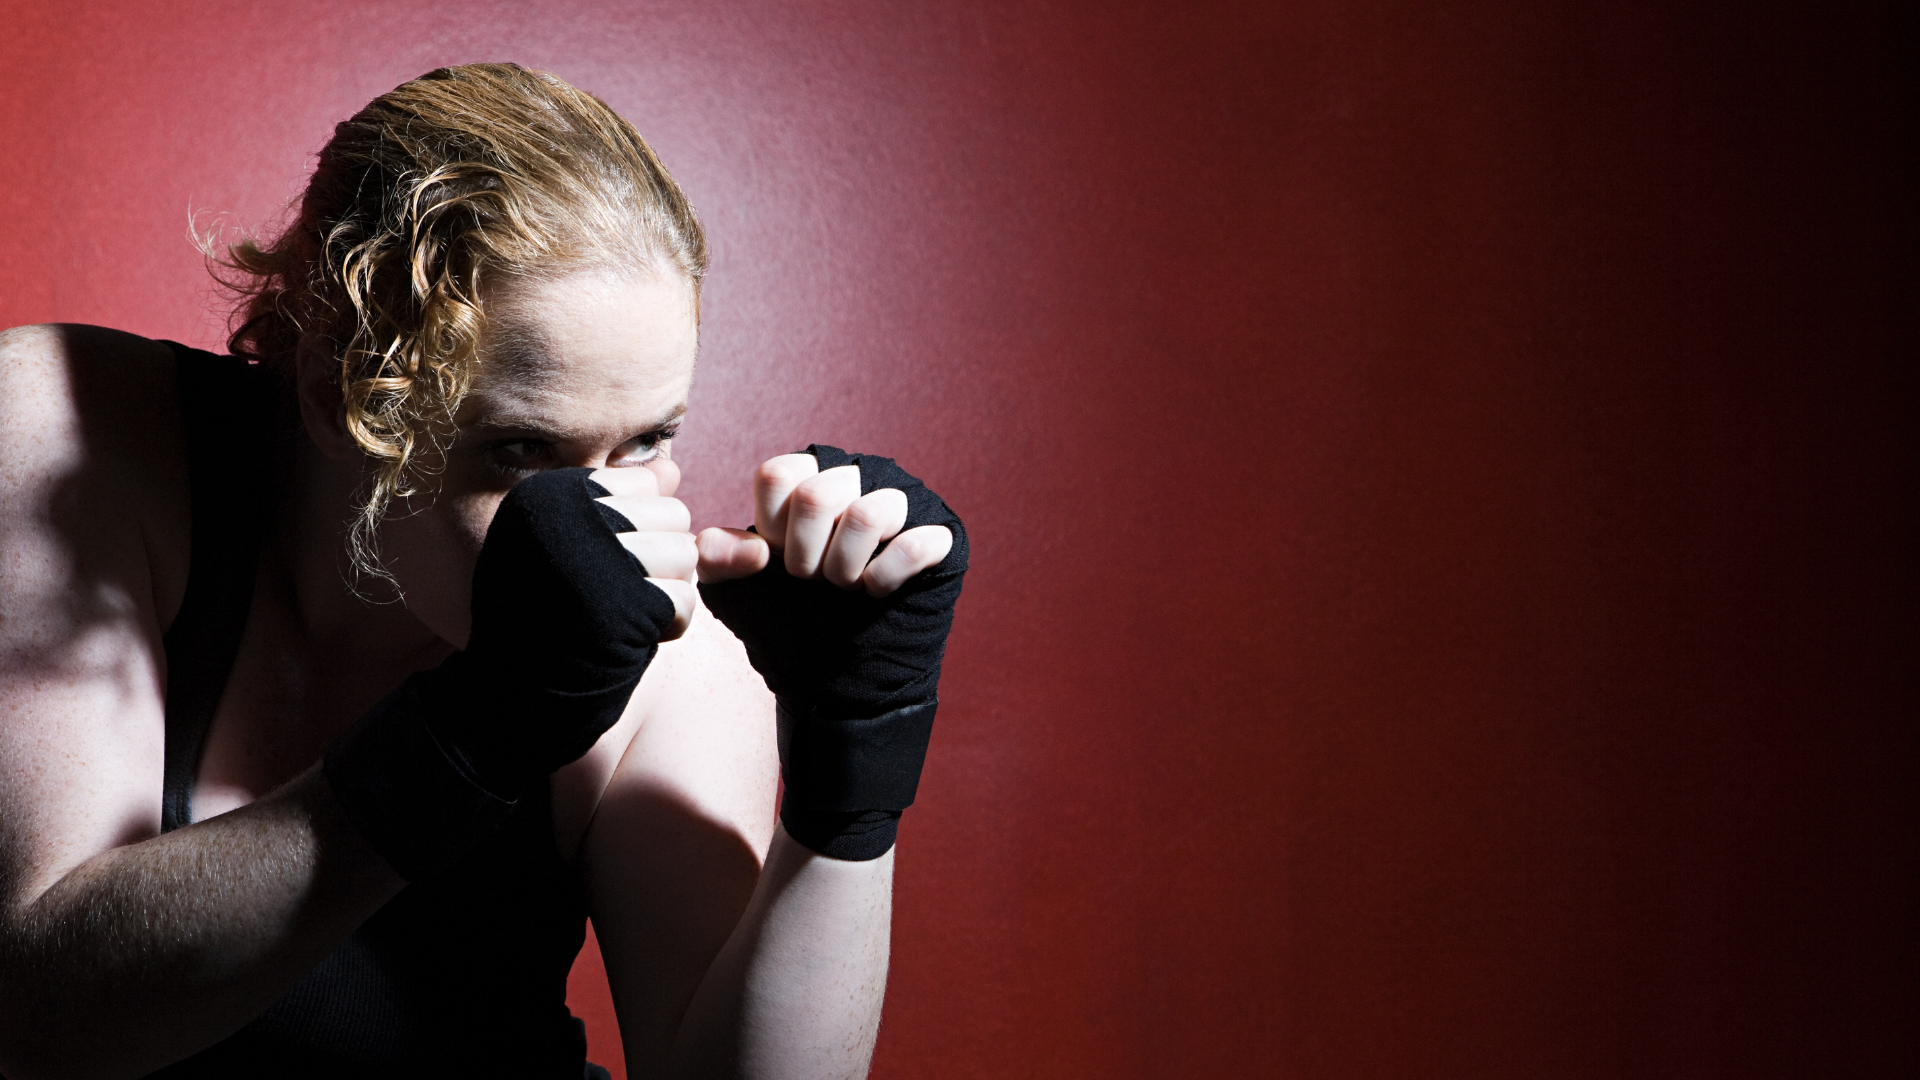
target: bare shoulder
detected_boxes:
[570,607,778,1059]
[0,323,177,425]
[0,325,186,905]
[618,603,777,842]
[0,324,186,546]
[553,603,777,861]
[0,323,187,647]
[640,601,769,717]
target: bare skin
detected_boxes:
[0,269,943,1079]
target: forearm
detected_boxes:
[669,826,893,1080]
[659,444,962,1079]
[0,765,402,1080]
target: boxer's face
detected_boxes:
[376,267,698,647]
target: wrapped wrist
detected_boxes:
[776,697,937,861]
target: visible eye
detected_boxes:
[608,426,678,468]
[483,438,552,478]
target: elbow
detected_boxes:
[0,977,118,1080]
[0,1007,69,1080]
[0,1038,137,1080]
[0,1036,63,1080]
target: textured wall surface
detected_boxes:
[1,1,1912,1076]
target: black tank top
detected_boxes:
[145,344,607,1080]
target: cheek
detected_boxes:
[385,486,501,594]
[450,490,507,553]
[382,487,507,647]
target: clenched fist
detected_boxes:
[697,446,968,859]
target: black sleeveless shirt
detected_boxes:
[145,344,607,1080]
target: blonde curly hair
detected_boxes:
[217,63,706,580]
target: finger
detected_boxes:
[643,455,680,498]
[861,524,954,597]
[596,494,692,534]
[821,488,908,589]
[783,465,862,579]
[588,466,662,498]
[618,531,697,582]
[753,453,820,548]
[647,577,697,641]
[697,526,771,583]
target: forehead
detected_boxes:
[462,269,698,437]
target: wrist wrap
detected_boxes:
[775,697,939,860]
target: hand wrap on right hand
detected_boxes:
[700,445,968,860]
[325,468,677,879]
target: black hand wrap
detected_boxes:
[699,445,968,860]
[325,468,676,879]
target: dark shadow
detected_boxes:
[574,781,765,1069]
[0,325,191,876]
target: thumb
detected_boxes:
[697,527,771,583]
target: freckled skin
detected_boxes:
[377,270,700,648]
[0,273,900,1079]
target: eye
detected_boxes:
[608,427,678,468]
[483,438,552,477]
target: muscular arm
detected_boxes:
[0,326,404,1080]
[591,447,962,1079]
[672,829,892,1080]
[0,773,404,1079]
[584,610,892,1080]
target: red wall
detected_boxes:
[3,2,1912,1076]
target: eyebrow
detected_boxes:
[464,401,688,444]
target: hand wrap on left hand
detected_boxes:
[699,445,967,860]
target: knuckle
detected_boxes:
[842,499,885,532]
[756,454,815,486]
[790,480,839,514]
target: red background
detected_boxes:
[2,1,1912,1076]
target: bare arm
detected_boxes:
[671,828,892,1080]
[0,772,404,1080]
[589,446,962,1079]
[583,609,892,1080]
[0,326,404,1080]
